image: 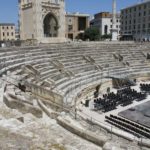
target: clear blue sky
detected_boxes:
[0,0,139,26]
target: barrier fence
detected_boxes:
[69,107,149,149]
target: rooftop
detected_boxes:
[0,23,15,26]
[66,12,90,17]
[121,0,150,10]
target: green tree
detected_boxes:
[101,34,112,40]
[84,27,100,41]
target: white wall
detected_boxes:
[101,18,111,35]
[91,17,120,36]
[101,18,120,35]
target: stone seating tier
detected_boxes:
[0,42,150,107]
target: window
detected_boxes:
[78,17,86,31]
[11,32,14,36]
[11,26,13,29]
[134,7,136,12]
[68,18,72,23]
[3,32,5,36]
[7,32,9,36]
[139,12,141,16]
[2,26,4,29]
[104,25,108,34]
[68,25,73,31]
[7,26,9,29]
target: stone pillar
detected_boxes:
[111,0,118,41]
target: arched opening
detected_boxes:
[43,13,58,37]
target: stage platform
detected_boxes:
[119,101,150,128]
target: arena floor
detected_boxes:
[119,100,150,128]
[79,81,150,125]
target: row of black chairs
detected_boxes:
[94,87,146,112]
[105,115,150,138]
[110,115,150,133]
[140,83,150,92]
[106,117,141,138]
[118,87,146,102]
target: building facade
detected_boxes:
[19,0,66,43]
[65,13,90,40]
[0,23,15,41]
[120,0,150,41]
[90,12,120,37]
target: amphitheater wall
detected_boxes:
[3,93,42,118]
[37,100,59,119]
[57,116,108,147]
[138,138,150,148]
[75,79,112,104]
[98,79,113,93]
[25,82,63,107]
[128,73,150,81]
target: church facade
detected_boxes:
[19,0,66,43]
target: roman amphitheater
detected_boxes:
[0,41,150,150]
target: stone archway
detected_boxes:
[43,13,59,37]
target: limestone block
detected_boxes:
[4,94,42,118]
[57,116,108,147]
[103,142,126,150]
